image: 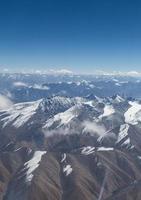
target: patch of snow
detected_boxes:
[99,105,115,119]
[115,95,124,102]
[112,79,118,82]
[122,138,131,145]
[81,146,95,155]
[54,110,75,125]
[138,156,141,160]
[95,96,103,102]
[97,162,102,167]
[97,147,114,151]
[63,164,73,176]
[24,151,46,182]
[27,148,32,155]
[89,84,95,88]
[82,146,114,154]
[67,81,72,84]
[81,80,89,85]
[14,147,22,152]
[117,124,130,143]
[5,142,13,147]
[76,82,81,86]
[84,101,94,107]
[61,153,66,163]
[115,83,121,86]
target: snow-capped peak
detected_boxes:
[124,101,141,125]
[0,100,42,128]
[99,104,115,119]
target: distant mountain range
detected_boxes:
[1,73,141,103]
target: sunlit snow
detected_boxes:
[24,151,46,182]
[0,100,41,128]
[124,101,141,124]
[63,164,73,176]
[117,124,130,143]
[99,105,115,119]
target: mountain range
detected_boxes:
[0,87,141,199]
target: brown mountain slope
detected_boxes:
[2,146,141,200]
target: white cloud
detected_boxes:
[3,68,9,72]
[126,71,140,76]
[32,84,50,90]
[82,121,106,136]
[0,95,13,110]
[13,82,27,87]
[19,68,74,75]
[49,69,73,75]
[35,70,42,74]
[95,70,141,77]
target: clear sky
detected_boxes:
[0,0,141,73]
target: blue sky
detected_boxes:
[0,0,141,73]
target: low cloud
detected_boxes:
[126,71,140,76]
[49,69,73,75]
[95,70,141,77]
[43,120,107,138]
[13,81,27,87]
[43,126,77,137]
[82,121,106,136]
[32,84,50,90]
[0,94,13,110]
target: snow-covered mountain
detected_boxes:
[0,96,83,128]
[0,95,141,150]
